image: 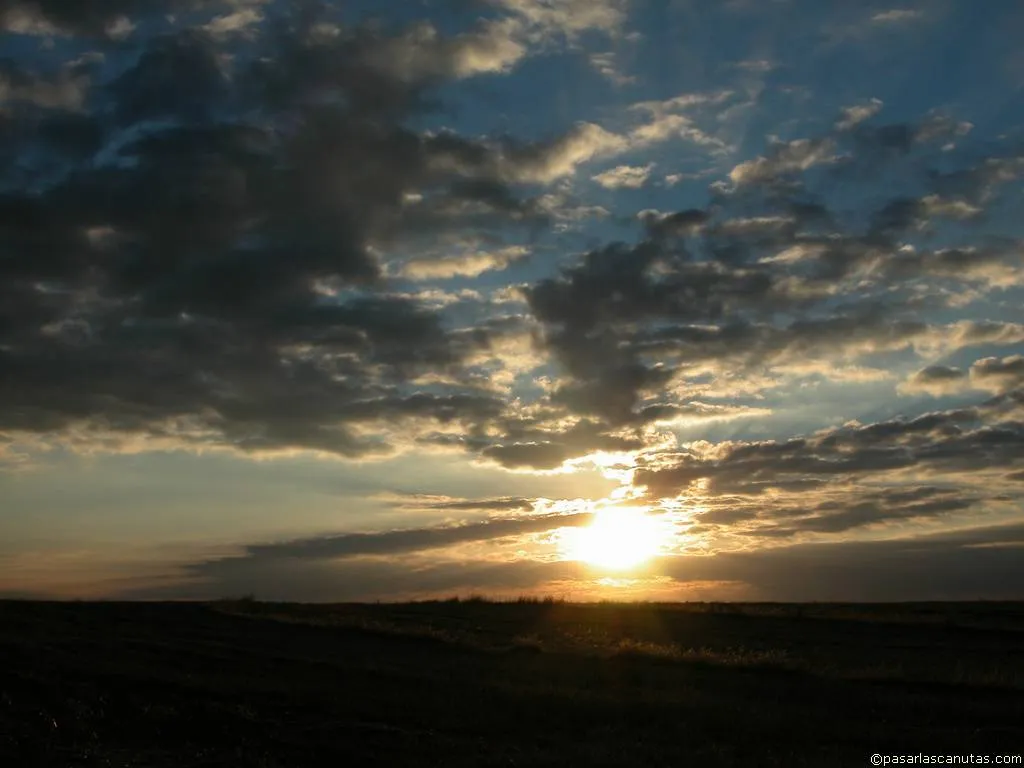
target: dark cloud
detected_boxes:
[662,522,1024,602]
[236,511,591,561]
[641,208,710,239]
[840,113,972,168]
[154,511,596,598]
[3,1,1019,476]
[340,393,505,424]
[1,0,140,37]
[927,156,1024,206]
[900,365,968,397]
[752,486,980,537]
[2,0,1023,612]
[116,520,1024,603]
[0,0,232,38]
[481,419,645,470]
[121,554,578,603]
[108,31,229,125]
[512,107,1022,455]
[524,238,793,428]
[389,494,537,513]
[635,406,1023,504]
[0,3,555,460]
[971,355,1024,394]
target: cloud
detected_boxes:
[528,240,1021,415]
[0,9,553,463]
[382,493,538,513]
[0,57,94,111]
[592,163,654,189]
[360,0,633,86]
[0,0,266,38]
[499,122,630,183]
[400,246,530,279]
[430,90,733,190]
[626,92,733,152]
[115,519,1024,603]
[928,156,1024,206]
[640,208,711,238]
[588,51,635,86]
[629,114,724,150]
[871,9,924,25]
[635,402,772,426]
[898,365,969,397]
[835,98,883,131]
[201,5,264,38]
[729,138,837,185]
[970,356,1024,394]
[523,116,1023,428]
[757,486,978,537]
[425,125,622,187]
[236,510,593,561]
[635,405,1024,508]
[0,0,141,37]
[733,59,775,74]
[3,0,1023,605]
[629,90,734,116]
[496,0,630,37]
[2,0,1023,565]
[124,508,597,600]
[481,419,645,470]
[663,522,1024,602]
[367,18,529,81]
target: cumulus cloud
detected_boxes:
[366,18,528,81]
[898,365,970,397]
[360,0,634,85]
[0,0,263,38]
[835,98,883,131]
[516,101,1024,456]
[499,122,630,183]
[3,0,1024,605]
[400,246,530,279]
[640,208,710,238]
[630,114,726,151]
[429,90,733,190]
[496,0,630,37]
[729,138,838,185]
[626,91,733,152]
[970,356,1024,394]
[592,163,654,189]
[0,5,561,464]
[201,5,265,38]
[0,58,94,111]
[633,405,1024,544]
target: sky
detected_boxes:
[2,0,1023,602]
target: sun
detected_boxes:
[564,508,666,571]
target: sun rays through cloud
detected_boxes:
[1,0,1023,602]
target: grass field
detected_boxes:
[2,599,1023,766]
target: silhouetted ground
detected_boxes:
[2,599,1023,766]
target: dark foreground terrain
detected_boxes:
[2,600,1023,767]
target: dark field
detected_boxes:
[2,600,1023,767]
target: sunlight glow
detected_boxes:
[563,508,667,570]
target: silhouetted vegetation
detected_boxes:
[2,600,1022,766]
